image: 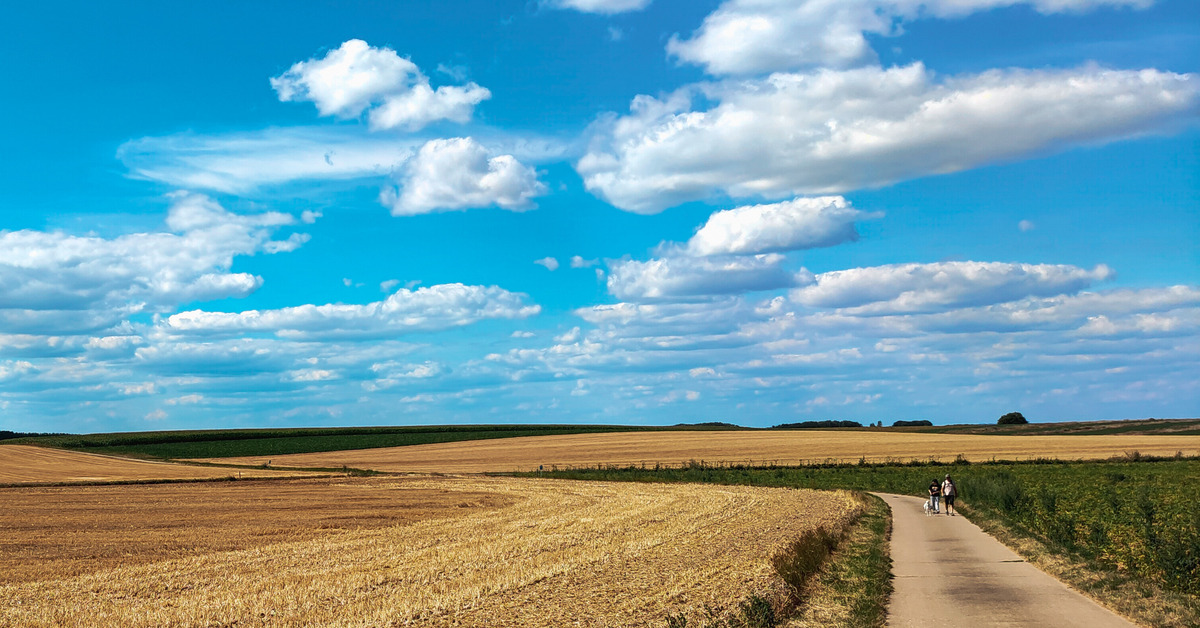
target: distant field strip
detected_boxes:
[199,431,1200,473]
[19,424,681,460]
[0,477,862,627]
[0,445,310,485]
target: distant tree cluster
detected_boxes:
[998,412,1029,425]
[892,420,934,427]
[772,420,863,429]
[0,430,63,441]
[674,422,741,428]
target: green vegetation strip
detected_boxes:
[536,456,1199,627]
[7,424,742,460]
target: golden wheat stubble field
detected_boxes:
[0,476,509,586]
[199,430,1200,473]
[0,475,864,627]
[0,444,310,484]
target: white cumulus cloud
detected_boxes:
[578,64,1198,213]
[687,196,874,256]
[603,197,867,301]
[270,39,490,130]
[670,0,1154,75]
[0,192,305,334]
[791,261,1115,314]
[383,137,546,215]
[608,254,809,302]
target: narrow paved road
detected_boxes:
[875,492,1138,628]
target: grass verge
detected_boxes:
[785,493,892,627]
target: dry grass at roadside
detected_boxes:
[1,476,864,627]
[0,444,309,485]
[198,431,1200,473]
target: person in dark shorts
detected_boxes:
[941,474,957,516]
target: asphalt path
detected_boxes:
[875,492,1138,628]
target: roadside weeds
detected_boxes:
[962,502,1200,628]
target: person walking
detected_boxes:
[928,479,941,514]
[942,474,957,516]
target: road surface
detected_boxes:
[876,492,1138,628]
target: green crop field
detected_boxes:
[5,423,743,460]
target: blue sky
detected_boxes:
[1,0,1197,432]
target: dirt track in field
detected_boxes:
[197,430,1200,473]
[0,444,310,485]
[0,476,864,627]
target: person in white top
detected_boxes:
[941,474,957,516]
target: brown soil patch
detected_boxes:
[0,476,508,585]
[0,476,863,627]
[197,430,1200,473]
[0,444,309,485]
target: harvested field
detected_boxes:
[0,477,508,585]
[0,444,310,485]
[0,476,863,627]
[197,430,1200,473]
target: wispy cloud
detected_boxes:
[545,0,652,15]
[163,283,541,339]
[119,126,573,194]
